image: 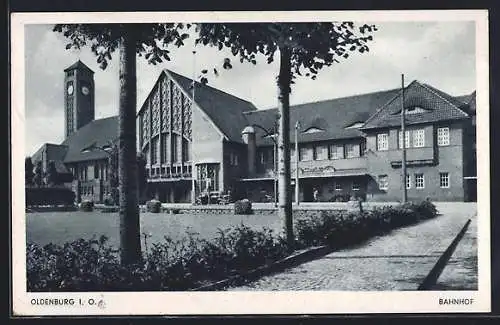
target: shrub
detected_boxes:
[146,199,161,213]
[103,195,115,206]
[171,208,180,214]
[79,200,94,212]
[294,200,438,249]
[234,199,252,215]
[27,224,290,292]
[25,187,76,207]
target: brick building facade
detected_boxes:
[30,60,477,204]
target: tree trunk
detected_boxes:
[277,46,294,250]
[118,26,142,265]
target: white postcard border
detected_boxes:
[11,10,491,315]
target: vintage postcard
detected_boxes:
[11,10,490,315]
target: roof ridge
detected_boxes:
[419,83,469,117]
[362,81,419,127]
[251,87,402,113]
[165,68,256,106]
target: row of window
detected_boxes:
[259,143,362,164]
[147,165,192,177]
[148,134,190,165]
[377,172,450,190]
[72,163,108,181]
[376,127,450,151]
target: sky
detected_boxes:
[24,21,476,156]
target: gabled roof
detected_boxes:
[64,60,94,74]
[165,70,258,143]
[455,90,476,115]
[31,143,71,174]
[361,81,471,130]
[244,88,401,146]
[62,116,118,163]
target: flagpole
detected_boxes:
[191,49,196,204]
[401,74,407,204]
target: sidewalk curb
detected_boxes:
[418,218,472,290]
[190,245,334,291]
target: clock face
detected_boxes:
[81,86,90,95]
[67,84,74,95]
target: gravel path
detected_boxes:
[228,203,477,291]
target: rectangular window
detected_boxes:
[399,130,410,149]
[94,164,99,179]
[406,174,411,189]
[260,150,266,164]
[415,173,425,189]
[413,129,425,148]
[346,143,360,158]
[172,135,178,162]
[161,134,169,163]
[300,147,312,161]
[335,182,342,191]
[378,175,388,190]
[440,172,450,188]
[352,180,360,191]
[315,145,328,160]
[151,137,159,164]
[230,152,239,166]
[377,133,389,151]
[182,140,190,162]
[329,144,344,160]
[437,127,450,146]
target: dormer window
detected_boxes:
[345,122,364,129]
[303,127,325,134]
[392,106,431,115]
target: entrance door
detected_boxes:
[302,181,314,202]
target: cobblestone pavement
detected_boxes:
[228,203,477,291]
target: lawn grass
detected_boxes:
[26,211,284,249]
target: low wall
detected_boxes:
[154,202,399,215]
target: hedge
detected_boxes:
[26,187,75,207]
[294,200,438,248]
[27,225,288,291]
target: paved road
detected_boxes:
[228,203,477,291]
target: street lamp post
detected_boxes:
[294,121,300,206]
[250,123,279,207]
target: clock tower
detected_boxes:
[64,60,95,138]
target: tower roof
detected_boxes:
[64,60,94,73]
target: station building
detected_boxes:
[30,60,477,203]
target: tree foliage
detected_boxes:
[25,157,34,186]
[53,24,191,70]
[195,23,377,84]
[45,160,59,187]
[33,161,44,187]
